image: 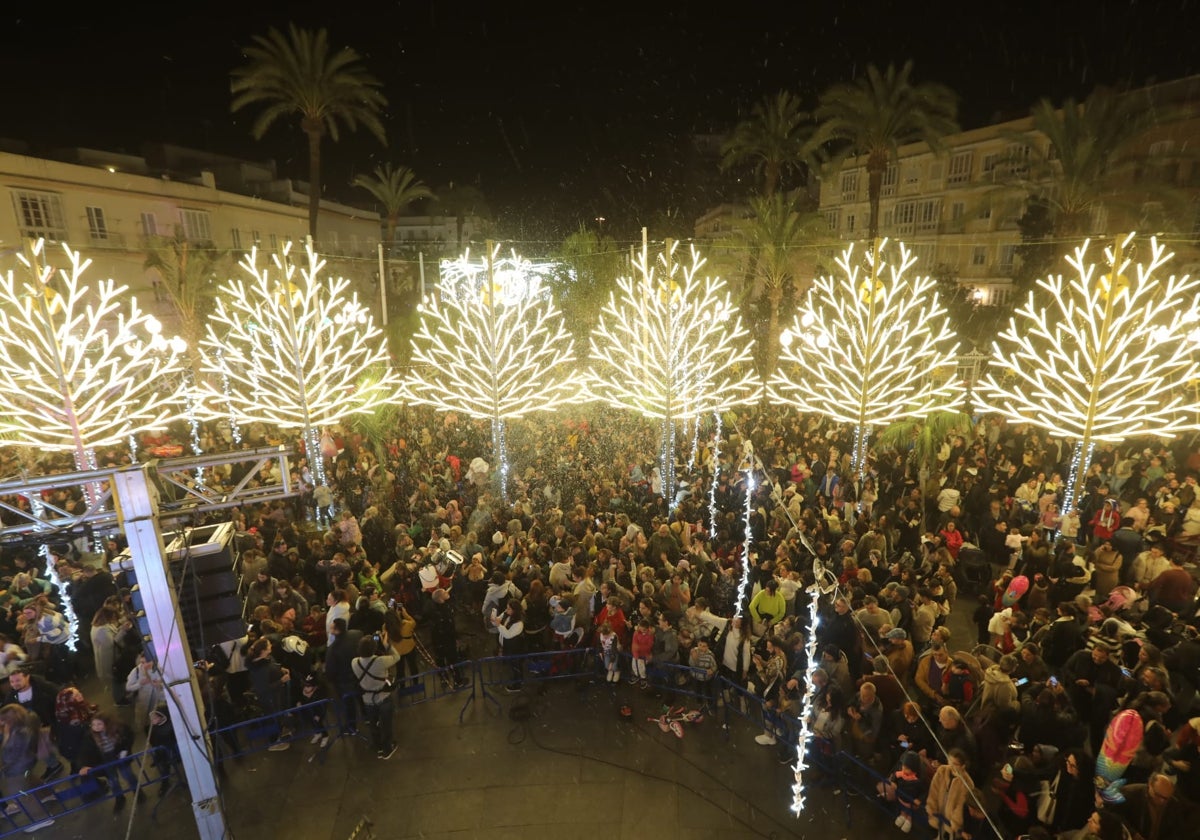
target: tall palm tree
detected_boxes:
[738,193,831,372]
[1005,87,1185,237]
[815,61,959,242]
[720,91,814,197]
[877,409,974,531]
[231,24,387,240]
[353,163,434,254]
[144,232,231,367]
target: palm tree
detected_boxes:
[144,232,231,367]
[877,409,974,531]
[231,24,387,240]
[1005,87,1186,238]
[353,163,434,254]
[815,61,959,242]
[553,224,624,342]
[737,193,832,372]
[720,91,814,197]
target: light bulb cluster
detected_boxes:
[709,411,723,541]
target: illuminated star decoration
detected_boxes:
[0,239,187,648]
[586,241,762,505]
[975,233,1200,513]
[403,246,578,498]
[199,241,402,493]
[770,241,960,474]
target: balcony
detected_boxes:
[85,231,126,249]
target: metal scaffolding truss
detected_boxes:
[0,445,297,542]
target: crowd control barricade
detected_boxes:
[0,747,171,837]
[473,647,596,712]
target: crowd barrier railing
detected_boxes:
[0,747,173,837]
[0,650,917,837]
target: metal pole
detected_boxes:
[418,252,426,300]
[110,465,228,840]
[378,243,388,327]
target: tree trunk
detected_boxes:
[867,149,887,243]
[304,124,323,242]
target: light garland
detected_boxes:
[709,411,723,541]
[770,241,960,475]
[976,234,1200,505]
[438,248,559,305]
[587,241,762,506]
[199,241,402,488]
[215,348,243,445]
[734,443,756,619]
[790,582,823,814]
[403,245,578,501]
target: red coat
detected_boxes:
[940,527,964,559]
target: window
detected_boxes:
[180,208,212,242]
[251,230,261,246]
[947,151,973,185]
[840,169,859,201]
[231,228,242,250]
[85,206,108,241]
[13,190,67,241]
[140,212,158,238]
[910,243,935,266]
[916,199,941,232]
[977,203,992,220]
[972,246,988,266]
[894,202,916,233]
[951,202,965,221]
[1003,143,1032,177]
[1149,140,1175,156]
[824,209,840,231]
[269,234,278,251]
[998,244,1017,270]
[927,161,944,184]
[845,213,856,233]
[982,153,998,176]
[881,165,897,197]
[904,164,921,185]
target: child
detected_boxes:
[1005,527,1025,571]
[629,618,654,688]
[598,622,620,683]
[877,750,925,834]
[688,635,718,712]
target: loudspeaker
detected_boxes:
[162,522,245,657]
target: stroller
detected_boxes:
[958,546,992,596]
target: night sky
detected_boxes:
[3,0,1198,239]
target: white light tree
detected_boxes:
[199,241,402,489]
[403,245,578,498]
[976,233,1200,514]
[587,241,762,505]
[0,239,187,646]
[0,240,186,467]
[769,241,960,476]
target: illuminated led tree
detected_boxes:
[0,239,187,647]
[587,242,762,505]
[403,246,578,497]
[200,241,402,489]
[769,241,960,475]
[976,234,1200,514]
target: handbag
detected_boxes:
[1035,772,1059,825]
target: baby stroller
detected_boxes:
[958,546,992,596]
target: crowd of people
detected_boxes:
[0,407,1199,839]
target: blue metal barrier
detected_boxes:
[0,747,171,837]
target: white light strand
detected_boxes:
[128,434,138,464]
[1060,441,1094,526]
[734,463,756,618]
[709,411,723,542]
[688,415,700,472]
[215,349,243,445]
[790,584,822,814]
[24,491,79,652]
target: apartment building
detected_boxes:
[0,142,383,325]
[817,75,1200,305]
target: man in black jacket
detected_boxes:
[323,618,363,733]
[2,668,65,781]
